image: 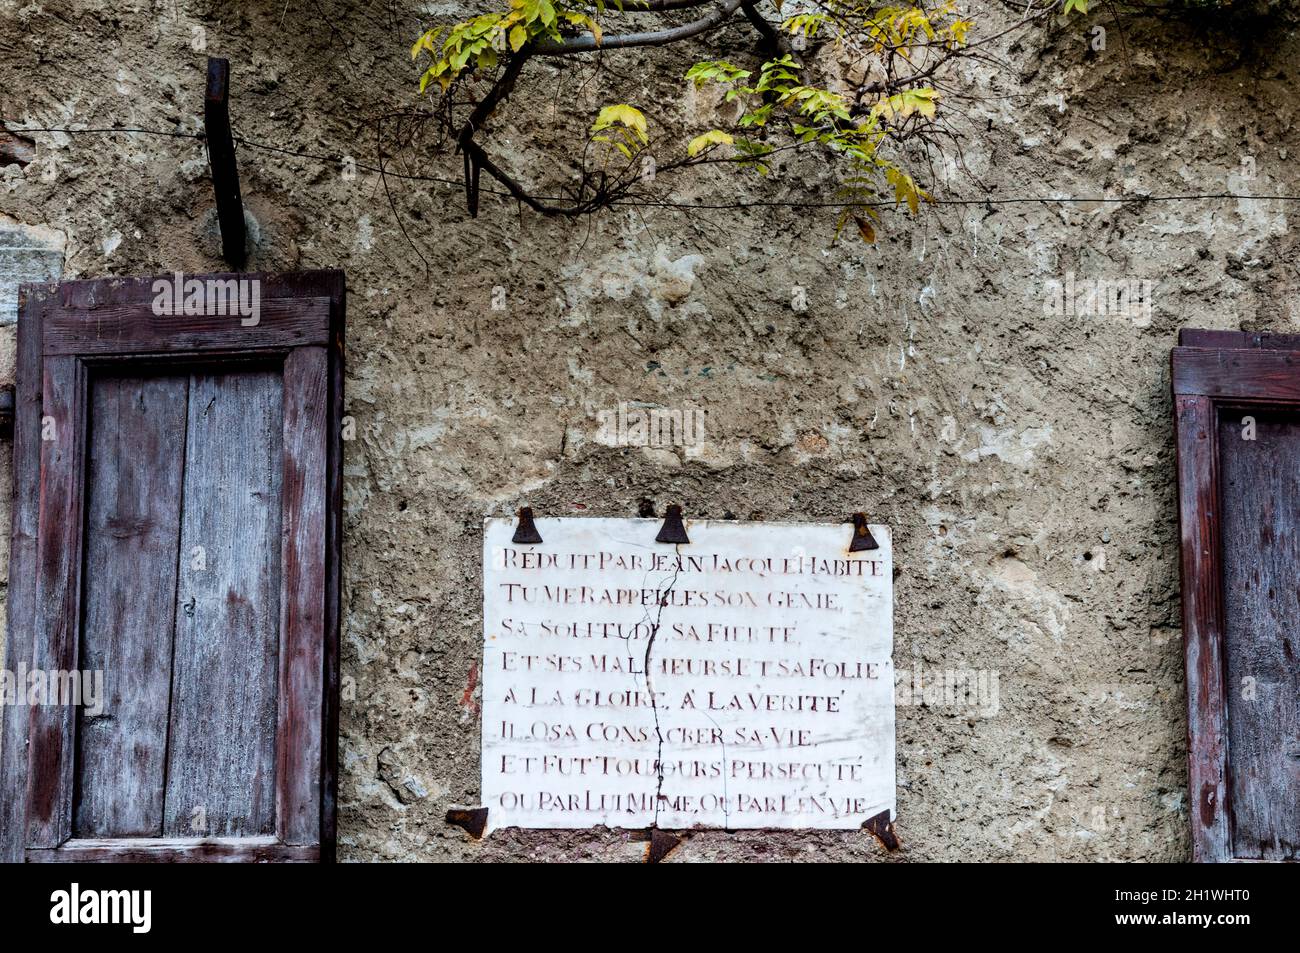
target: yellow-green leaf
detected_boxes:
[686,130,734,157]
[872,87,941,121]
[509,24,527,51]
[592,104,648,142]
[410,28,442,60]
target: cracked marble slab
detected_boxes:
[481,517,894,833]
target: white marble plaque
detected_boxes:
[480,518,894,832]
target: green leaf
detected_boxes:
[684,60,751,87]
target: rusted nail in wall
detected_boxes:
[512,506,543,544]
[445,807,489,840]
[655,504,690,544]
[862,809,901,851]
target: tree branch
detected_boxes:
[461,51,531,137]
[456,52,614,217]
[740,0,786,56]
[462,137,605,215]
[531,0,747,55]
[617,0,715,10]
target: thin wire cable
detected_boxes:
[7,118,1300,212]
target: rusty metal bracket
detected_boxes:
[655,504,690,544]
[204,56,246,268]
[848,512,879,552]
[445,807,489,839]
[631,827,685,863]
[862,809,900,851]
[646,828,682,863]
[512,506,543,544]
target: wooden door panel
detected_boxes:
[0,270,344,863]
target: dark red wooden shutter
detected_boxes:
[1173,329,1300,863]
[0,270,344,863]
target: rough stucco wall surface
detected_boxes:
[1,0,1294,862]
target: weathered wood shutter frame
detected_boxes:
[1172,328,1300,863]
[0,270,344,863]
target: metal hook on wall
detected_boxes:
[204,56,246,268]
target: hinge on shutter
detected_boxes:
[0,384,14,438]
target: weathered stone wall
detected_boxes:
[1,0,1295,861]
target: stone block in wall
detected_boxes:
[0,218,65,325]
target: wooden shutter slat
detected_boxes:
[1172,347,1300,400]
[277,346,328,846]
[28,836,319,863]
[1173,393,1231,863]
[25,355,89,848]
[43,297,332,356]
[163,369,284,838]
[0,289,47,863]
[74,374,189,837]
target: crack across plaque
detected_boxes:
[631,542,733,832]
[633,545,682,829]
